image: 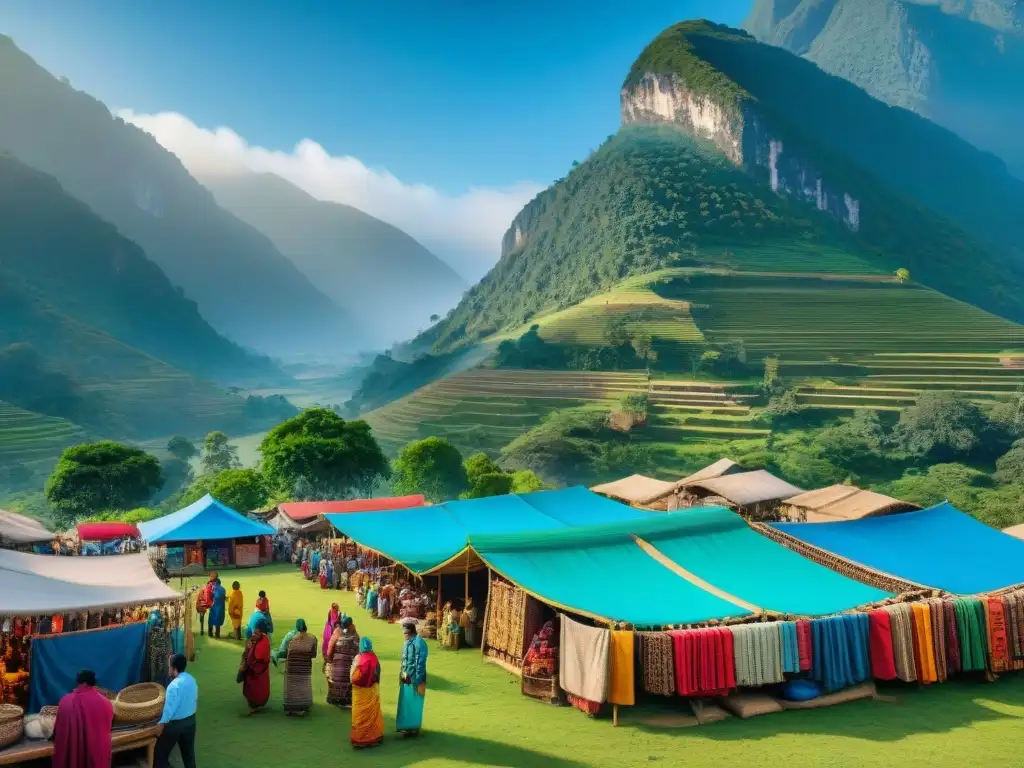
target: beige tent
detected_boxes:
[0,510,54,547]
[679,469,803,519]
[782,485,919,523]
[0,549,180,615]
[590,474,677,506]
[675,458,742,488]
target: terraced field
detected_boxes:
[364,370,647,455]
[0,400,88,478]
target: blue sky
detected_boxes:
[0,0,749,193]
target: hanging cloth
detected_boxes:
[928,599,947,682]
[608,630,635,706]
[942,598,961,675]
[867,610,897,681]
[669,628,734,697]
[885,603,917,683]
[910,602,937,684]
[986,598,1010,673]
[637,632,674,696]
[559,614,610,704]
[795,620,813,672]
[779,622,800,675]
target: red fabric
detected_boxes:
[669,628,734,697]
[796,620,813,671]
[75,522,140,541]
[280,495,426,521]
[868,610,897,680]
[566,693,600,715]
[319,574,328,589]
[352,651,380,688]
[243,634,271,708]
[53,684,114,768]
[196,583,213,613]
[988,598,1010,672]
[256,596,270,613]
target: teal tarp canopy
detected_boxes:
[472,510,753,626]
[471,507,890,625]
[324,487,652,574]
[138,494,274,544]
[641,507,892,615]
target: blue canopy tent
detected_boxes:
[772,501,1024,594]
[324,487,653,575]
[139,494,274,568]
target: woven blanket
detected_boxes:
[1006,592,1024,661]
[811,613,870,693]
[637,632,675,696]
[559,614,610,703]
[729,623,784,687]
[867,610,896,681]
[986,598,1010,672]
[885,603,917,682]
[796,620,813,672]
[911,602,937,684]
[927,599,947,682]
[942,599,961,674]
[779,622,800,675]
[954,598,988,672]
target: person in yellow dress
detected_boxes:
[349,637,383,748]
[227,581,244,640]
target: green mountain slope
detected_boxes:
[743,0,1024,177]
[0,152,279,383]
[0,35,358,358]
[201,172,466,344]
[428,125,1024,352]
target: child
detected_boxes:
[227,581,244,640]
[256,590,274,634]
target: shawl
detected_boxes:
[811,614,870,693]
[559,614,611,704]
[323,606,340,657]
[52,685,114,768]
[608,630,635,706]
[729,623,783,687]
[886,603,917,683]
[867,610,897,681]
[637,631,674,696]
[796,620,813,672]
[955,598,988,672]
[1007,592,1024,660]
[928,599,947,682]
[943,598,961,674]
[911,602,937,684]
[779,622,800,675]
[986,598,1010,672]
[351,651,381,688]
[669,628,734,697]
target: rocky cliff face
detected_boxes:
[621,72,861,231]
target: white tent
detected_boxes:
[0,510,53,546]
[0,550,181,615]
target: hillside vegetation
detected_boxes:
[0,34,357,358]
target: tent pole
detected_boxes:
[613,704,619,727]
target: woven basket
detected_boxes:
[0,704,24,749]
[114,682,166,724]
[522,673,561,704]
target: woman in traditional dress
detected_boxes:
[349,637,383,748]
[282,618,317,716]
[240,619,271,714]
[227,581,244,640]
[461,597,479,648]
[396,619,428,736]
[318,557,329,589]
[325,616,359,707]
[311,549,321,580]
[322,604,340,658]
[326,557,335,589]
[208,578,227,638]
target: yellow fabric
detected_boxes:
[350,683,384,746]
[608,630,635,706]
[911,602,937,683]
[227,588,244,628]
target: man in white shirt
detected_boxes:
[155,654,198,768]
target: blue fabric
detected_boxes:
[396,682,425,732]
[778,678,823,702]
[324,488,655,574]
[780,622,800,674]
[159,671,198,724]
[401,635,428,685]
[810,613,870,693]
[170,628,185,656]
[246,610,273,638]
[138,494,274,544]
[29,623,146,712]
[773,502,1024,594]
[208,584,226,627]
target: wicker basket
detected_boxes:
[521,673,561,705]
[114,682,166,724]
[0,704,24,749]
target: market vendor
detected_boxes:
[52,669,114,768]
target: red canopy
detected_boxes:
[279,495,426,521]
[76,522,141,541]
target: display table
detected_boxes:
[0,722,161,766]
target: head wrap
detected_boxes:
[295,618,307,632]
[360,637,373,653]
[255,618,270,633]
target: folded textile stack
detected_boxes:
[523,621,558,678]
[667,627,735,697]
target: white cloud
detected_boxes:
[119,109,543,281]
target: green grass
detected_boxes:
[0,399,88,476]
[177,564,1024,768]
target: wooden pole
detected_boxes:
[613,704,619,727]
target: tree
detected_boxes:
[45,441,163,527]
[167,435,198,462]
[429,314,440,323]
[762,356,780,392]
[995,440,1024,485]
[391,437,468,502]
[202,431,240,474]
[510,470,548,493]
[893,391,1009,462]
[209,468,269,512]
[260,408,389,498]
[464,453,502,488]
[464,472,514,499]
[894,267,911,283]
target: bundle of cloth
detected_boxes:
[523,621,558,678]
[667,627,735,697]
[809,613,870,693]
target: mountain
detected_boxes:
[0,34,358,359]
[201,172,466,344]
[0,152,278,383]
[743,0,1024,176]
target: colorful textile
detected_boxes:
[351,678,384,747]
[401,634,429,686]
[910,602,937,683]
[523,621,558,678]
[810,613,870,693]
[986,598,1010,672]
[327,631,359,706]
[566,692,601,715]
[227,587,244,629]
[928,599,948,682]
[883,603,917,682]
[1007,592,1024,660]
[283,632,317,713]
[323,605,340,657]
[636,632,674,696]
[943,599,962,674]
[241,633,271,709]
[559,614,610,704]
[246,609,272,639]
[608,630,635,706]
[867,610,897,681]
[352,649,381,689]
[954,597,988,672]
[796,620,813,672]
[52,684,114,768]
[779,622,800,675]
[396,682,426,733]
[729,623,784,687]
[669,627,735,697]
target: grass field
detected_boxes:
[177,565,1024,768]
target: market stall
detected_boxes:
[268,495,426,535]
[76,521,141,555]
[138,494,274,572]
[0,511,52,553]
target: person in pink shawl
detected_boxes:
[323,603,341,656]
[52,669,114,768]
